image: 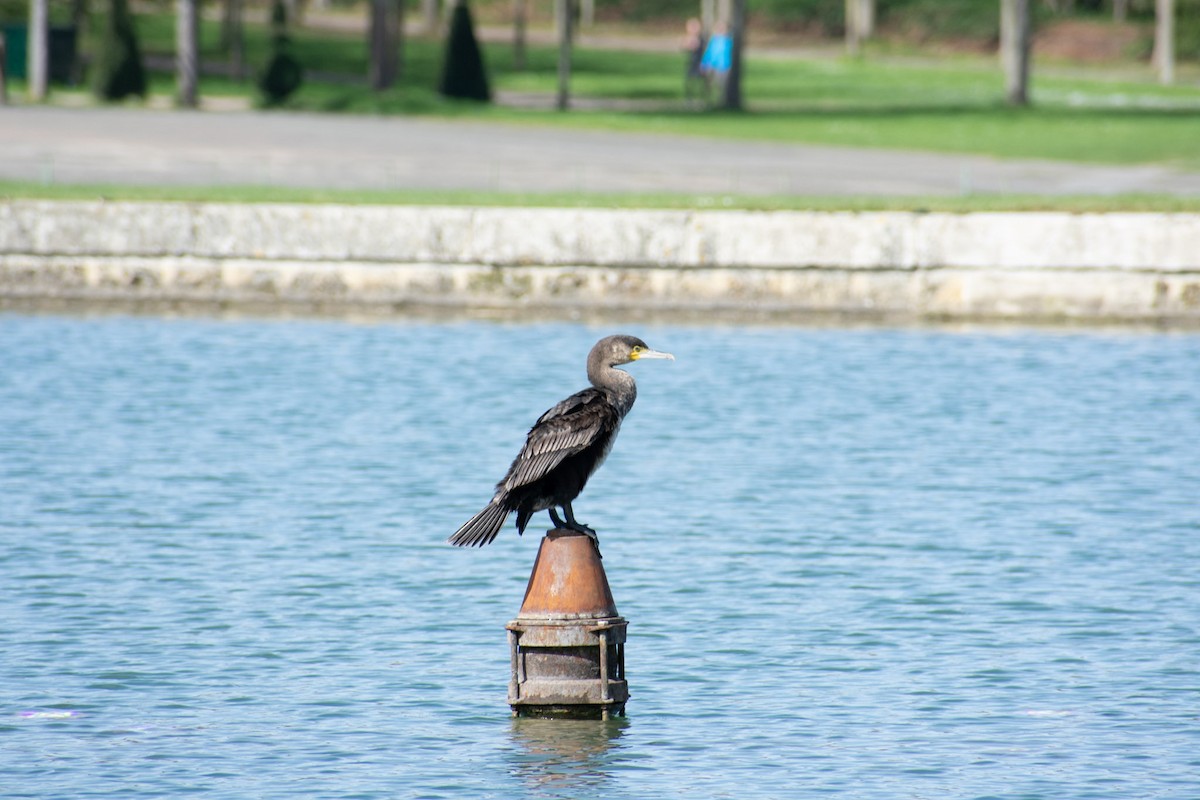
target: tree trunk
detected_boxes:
[369,0,403,89]
[1000,0,1031,106]
[513,0,526,70]
[223,0,246,81]
[845,0,875,56]
[858,0,875,38]
[369,0,386,89]
[1153,0,1174,85]
[1113,0,1129,22]
[396,0,405,80]
[845,0,860,56]
[555,0,572,110]
[28,0,48,101]
[422,0,438,34]
[176,0,199,108]
[721,0,745,111]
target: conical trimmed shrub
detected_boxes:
[438,0,491,102]
[92,0,147,101]
[259,44,303,106]
[258,0,304,106]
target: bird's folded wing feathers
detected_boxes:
[499,390,617,491]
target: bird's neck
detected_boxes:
[589,363,637,417]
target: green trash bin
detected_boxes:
[49,25,77,84]
[2,24,76,84]
[2,24,28,80]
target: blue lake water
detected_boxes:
[2,312,1198,799]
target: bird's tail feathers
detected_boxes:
[448,502,510,547]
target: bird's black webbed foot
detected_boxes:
[550,505,601,556]
[549,507,596,538]
[562,503,599,546]
[564,503,597,542]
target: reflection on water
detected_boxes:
[509,717,628,796]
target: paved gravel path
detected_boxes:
[2,105,1198,197]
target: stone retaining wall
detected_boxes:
[2,201,1198,322]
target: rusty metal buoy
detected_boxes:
[506,529,628,719]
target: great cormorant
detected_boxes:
[449,334,674,547]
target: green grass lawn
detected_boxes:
[5,179,1200,212]
[23,9,1200,174]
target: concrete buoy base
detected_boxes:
[507,529,628,719]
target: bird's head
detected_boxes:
[594,334,675,367]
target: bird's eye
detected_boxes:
[631,346,643,355]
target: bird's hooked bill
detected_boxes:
[632,348,675,361]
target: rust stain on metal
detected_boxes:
[518,530,618,620]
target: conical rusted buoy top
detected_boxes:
[518,529,619,620]
[507,529,628,719]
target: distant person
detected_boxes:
[682,17,707,107]
[699,22,732,107]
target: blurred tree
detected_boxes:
[555,0,570,109]
[28,0,48,100]
[513,0,527,70]
[92,0,146,101]
[720,0,745,109]
[422,0,439,33]
[1000,0,1031,105]
[369,0,404,89]
[176,0,198,107]
[222,0,247,81]
[1153,0,1174,83]
[845,0,876,55]
[439,0,491,101]
[260,0,303,103]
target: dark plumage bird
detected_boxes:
[449,334,674,547]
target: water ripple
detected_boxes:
[1,316,1198,799]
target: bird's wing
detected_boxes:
[498,388,617,493]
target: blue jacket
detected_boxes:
[700,33,732,74]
